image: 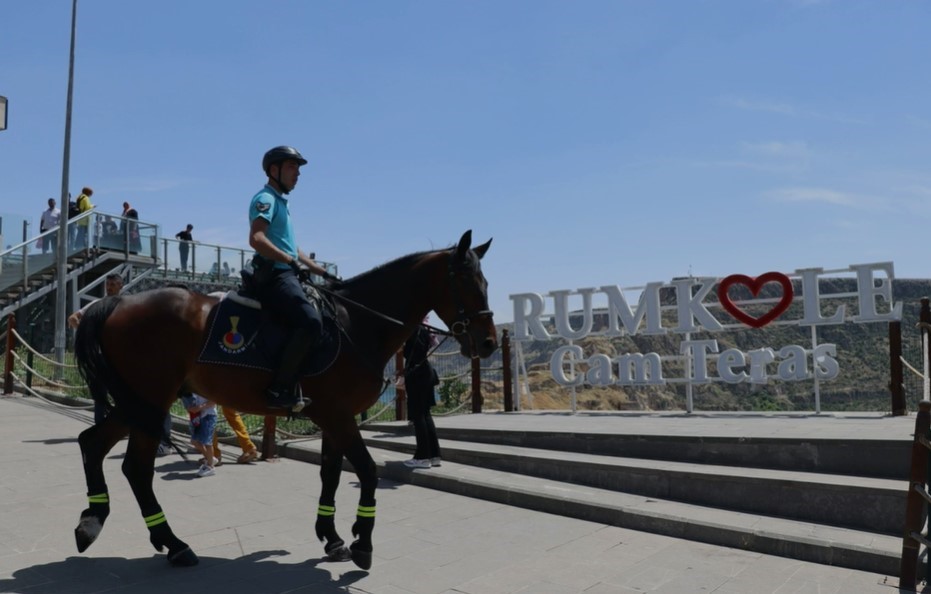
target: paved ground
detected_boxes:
[0,394,915,593]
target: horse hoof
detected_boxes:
[325,546,352,562]
[350,542,372,570]
[74,528,93,553]
[74,516,103,553]
[168,546,199,567]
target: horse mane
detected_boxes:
[341,247,444,288]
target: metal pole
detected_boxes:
[811,325,821,414]
[54,0,78,365]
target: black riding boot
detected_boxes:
[267,327,317,409]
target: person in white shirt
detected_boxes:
[39,198,61,255]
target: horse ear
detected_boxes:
[455,230,473,259]
[472,238,492,260]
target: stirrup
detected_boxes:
[266,383,305,412]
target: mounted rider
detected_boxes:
[248,145,337,409]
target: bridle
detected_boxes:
[442,253,493,356]
[314,249,491,334]
[303,249,492,395]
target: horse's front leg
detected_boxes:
[342,434,378,571]
[315,433,351,562]
[75,417,127,553]
[122,429,198,566]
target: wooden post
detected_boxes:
[890,321,906,416]
[260,415,277,461]
[923,299,931,403]
[900,400,931,589]
[501,329,513,412]
[4,315,15,395]
[395,351,406,421]
[471,356,482,413]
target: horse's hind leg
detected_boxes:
[342,432,378,571]
[122,428,198,566]
[315,433,351,562]
[75,416,128,553]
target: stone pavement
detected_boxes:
[0,395,912,594]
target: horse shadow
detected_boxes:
[0,550,368,594]
[22,437,79,445]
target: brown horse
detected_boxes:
[72,230,497,569]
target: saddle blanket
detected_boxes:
[197,291,340,377]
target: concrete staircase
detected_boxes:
[278,419,911,577]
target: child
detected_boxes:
[180,392,218,477]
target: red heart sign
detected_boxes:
[717,272,794,328]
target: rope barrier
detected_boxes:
[10,328,79,368]
[901,355,925,379]
[10,350,84,390]
[8,373,95,410]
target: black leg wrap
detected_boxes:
[316,511,350,562]
[74,503,110,553]
[350,515,375,570]
[148,521,199,566]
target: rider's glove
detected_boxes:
[322,271,342,284]
[289,258,311,283]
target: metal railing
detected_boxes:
[0,210,159,298]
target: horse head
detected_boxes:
[434,230,498,359]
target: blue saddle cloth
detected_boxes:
[197,292,340,377]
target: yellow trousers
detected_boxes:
[212,406,256,458]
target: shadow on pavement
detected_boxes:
[0,550,368,594]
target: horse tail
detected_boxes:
[74,296,124,423]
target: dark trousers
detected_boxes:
[179,244,189,271]
[259,268,323,387]
[260,269,322,334]
[407,390,440,460]
[41,231,58,254]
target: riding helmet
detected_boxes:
[262,146,308,174]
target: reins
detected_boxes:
[311,281,454,387]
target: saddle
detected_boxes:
[197,287,340,377]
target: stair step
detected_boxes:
[359,431,906,535]
[365,420,912,480]
[279,437,902,576]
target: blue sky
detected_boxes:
[1,1,929,324]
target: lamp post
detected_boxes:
[54,0,78,365]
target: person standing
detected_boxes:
[175,224,193,272]
[121,202,140,253]
[400,322,442,469]
[180,391,218,477]
[74,187,94,250]
[248,146,336,409]
[68,273,124,424]
[39,198,61,255]
[212,407,259,464]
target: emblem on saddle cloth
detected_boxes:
[197,291,340,376]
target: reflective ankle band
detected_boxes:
[317,504,336,517]
[87,493,109,504]
[357,505,376,518]
[144,511,167,528]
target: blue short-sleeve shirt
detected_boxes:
[249,184,297,270]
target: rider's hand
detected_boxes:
[322,271,342,286]
[289,258,311,283]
